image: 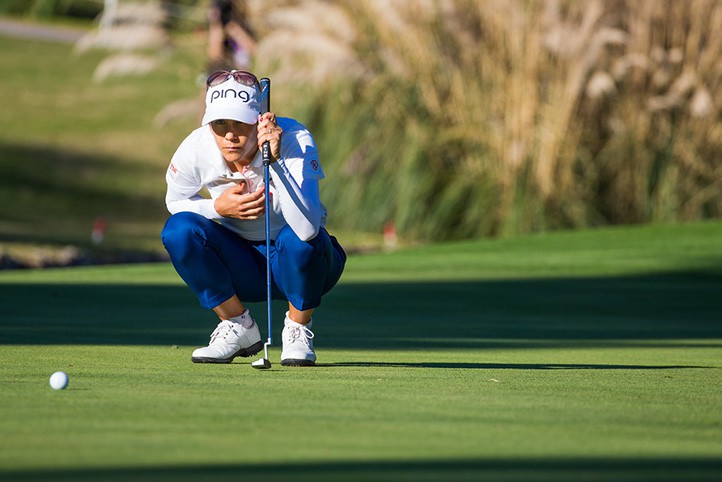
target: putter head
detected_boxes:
[251,341,272,370]
[251,357,272,369]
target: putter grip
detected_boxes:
[260,77,271,166]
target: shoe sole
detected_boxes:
[281,358,316,367]
[191,340,264,364]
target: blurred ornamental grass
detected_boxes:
[249,0,722,241]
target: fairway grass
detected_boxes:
[1,222,721,481]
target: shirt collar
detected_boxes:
[248,149,263,168]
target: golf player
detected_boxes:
[161,70,346,366]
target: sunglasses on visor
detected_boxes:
[206,70,259,88]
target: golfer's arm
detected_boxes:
[270,162,323,241]
[165,172,220,219]
[166,194,220,219]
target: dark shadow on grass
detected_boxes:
[2,457,721,482]
[0,269,721,349]
[317,362,713,370]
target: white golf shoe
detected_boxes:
[191,311,263,364]
[281,315,316,366]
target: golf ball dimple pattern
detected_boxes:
[49,371,69,390]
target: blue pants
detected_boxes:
[161,212,346,311]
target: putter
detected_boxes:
[252,77,273,370]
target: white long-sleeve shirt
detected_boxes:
[165,117,327,242]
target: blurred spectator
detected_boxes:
[206,0,256,73]
[155,0,257,127]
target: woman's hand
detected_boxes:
[257,112,282,162]
[214,182,266,220]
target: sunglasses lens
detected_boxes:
[206,70,258,87]
[231,71,258,86]
[207,71,229,87]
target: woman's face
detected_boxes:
[210,119,258,165]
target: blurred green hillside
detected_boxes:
[0,21,204,264]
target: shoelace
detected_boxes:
[209,320,238,344]
[285,325,314,347]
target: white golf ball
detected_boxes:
[49,371,69,390]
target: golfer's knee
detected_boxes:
[275,225,315,259]
[161,212,206,252]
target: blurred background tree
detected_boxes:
[245,0,722,242]
[0,0,102,19]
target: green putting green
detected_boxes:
[1,221,721,481]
